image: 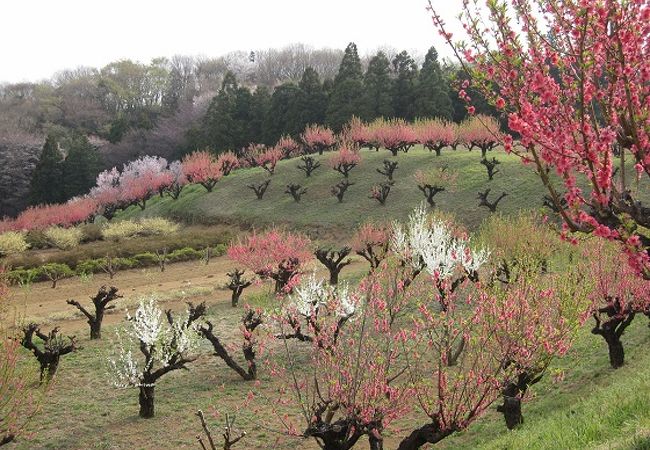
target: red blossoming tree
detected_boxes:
[216,151,240,176]
[275,135,302,159]
[182,150,223,192]
[350,223,391,271]
[415,119,456,156]
[255,146,284,176]
[329,144,361,178]
[302,124,336,155]
[227,229,313,293]
[585,244,650,368]
[429,0,650,277]
[374,119,418,156]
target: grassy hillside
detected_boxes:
[120,146,551,233]
[9,278,650,450]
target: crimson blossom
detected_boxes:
[329,144,361,178]
[182,150,223,192]
[227,229,313,293]
[374,119,418,156]
[118,156,170,210]
[302,124,336,155]
[414,119,456,156]
[255,146,284,176]
[429,0,650,277]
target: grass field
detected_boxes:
[120,146,552,234]
[6,260,650,450]
[5,145,650,449]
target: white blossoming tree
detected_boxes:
[391,204,490,366]
[109,297,205,418]
[391,203,489,287]
[277,273,358,347]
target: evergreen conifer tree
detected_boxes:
[391,50,419,121]
[326,43,365,131]
[362,51,394,121]
[298,67,327,126]
[29,135,65,205]
[62,133,102,199]
[415,47,453,120]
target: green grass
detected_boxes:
[119,146,553,233]
[438,318,650,449]
[10,283,650,450]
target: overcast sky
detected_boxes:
[0,0,464,84]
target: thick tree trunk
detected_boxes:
[497,393,523,429]
[89,319,101,340]
[231,289,242,307]
[329,269,340,286]
[603,331,625,369]
[396,424,454,450]
[40,356,60,382]
[139,385,155,418]
[368,434,383,450]
[0,434,15,446]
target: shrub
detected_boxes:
[4,226,231,271]
[43,226,83,250]
[478,213,561,282]
[139,218,180,236]
[167,247,202,262]
[39,263,74,288]
[24,230,50,249]
[75,259,106,275]
[102,218,180,241]
[110,257,136,271]
[79,223,103,243]
[132,252,159,266]
[102,220,144,241]
[3,268,41,286]
[0,232,29,257]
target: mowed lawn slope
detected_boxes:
[120,146,550,232]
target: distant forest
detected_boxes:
[0,42,495,217]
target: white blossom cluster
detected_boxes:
[109,296,201,388]
[391,204,490,280]
[289,273,357,320]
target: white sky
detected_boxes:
[0,0,464,84]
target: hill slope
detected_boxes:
[121,146,552,233]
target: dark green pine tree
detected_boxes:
[326,42,365,131]
[298,67,327,126]
[391,50,419,121]
[362,51,394,121]
[232,86,254,150]
[201,71,240,152]
[264,82,304,143]
[62,133,103,200]
[29,134,65,205]
[249,86,271,144]
[415,47,453,120]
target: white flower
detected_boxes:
[290,273,329,317]
[109,296,201,388]
[288,275,358,320]
[127,297,166,346]
[391,203,489,280]
[334,282,357,319]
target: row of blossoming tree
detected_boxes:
[0,115,504,233]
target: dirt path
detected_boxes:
[5,254,369,333]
